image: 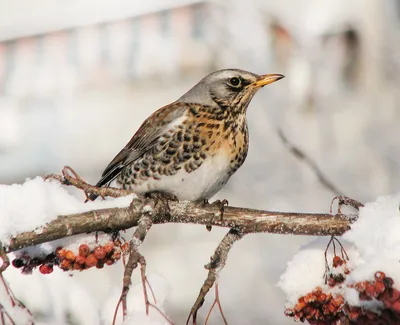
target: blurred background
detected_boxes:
[1,0,400,324]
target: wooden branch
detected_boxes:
[4,199,353,254]
[187,227,243,324]
[113,199,154,323]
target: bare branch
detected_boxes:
[44,166,134,199]
[278,128,344,196]
[187,227,243,324]
[114,200,154,323]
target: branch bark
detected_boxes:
[4,199,353,254]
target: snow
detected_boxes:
[279,193,400,309]
[0,177,135,246]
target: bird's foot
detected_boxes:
[145,191,178,218]
[202,199,229,231]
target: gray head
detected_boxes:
[178,69,284,113]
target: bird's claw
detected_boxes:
[202,199,229,231]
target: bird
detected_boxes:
[89,69,284,202]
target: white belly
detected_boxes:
[127,152,231,201]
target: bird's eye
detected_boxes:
[228,77,242,87]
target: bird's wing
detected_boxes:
[94,102,188,189]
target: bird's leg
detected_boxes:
[202,199,229,231]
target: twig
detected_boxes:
[44,165,134,199]
[0,273,33,325]
[113,200,154,323]
[278,128,344,196]
[187,227,243,325]
[330,195,364,215]
[0,244,9,273]
[204,282,228,325]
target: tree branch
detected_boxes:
[4,199,353,254]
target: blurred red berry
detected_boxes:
[78,244,90,257]
[375,271,386,281]
[56,248,66,259]
[104,242,114,253]
[93,247,106,260]
[85,254,97,268]
[60,259,71,270]
[39,264,53,274]
[65,250,75,261]
[333,256,342,268]
[75,255,86,265]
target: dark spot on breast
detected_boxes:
[176,131,183,142]
[166,148,176,155]
[169,140,179,149]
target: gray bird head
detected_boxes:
[178,69,284,114]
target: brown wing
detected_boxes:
[92,102,188,192]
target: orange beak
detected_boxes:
[253,74,285,87]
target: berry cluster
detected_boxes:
[285,287,344,324]
[344,271,400,324]
[285,256,400,324]
[12,240,128,274]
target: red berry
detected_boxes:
[331,295,344,307]
[365,284,377,298]
[355,281,367,292]
[78,244,90,257]
[391,301,400,313]
[389,289,400,302]
[304,293,316,304]
[348,310,360,321]
[104,242,114,253]
[75,255,86,265]
[375,281,386,295]
[332,256,342,268]
[73,262,82,271]
[375,271,386,281]
[65,250,75,261]
[85,254,97,268]
[295,297,306,311]
[105,259,114,266]
[56,248,66,259]
[121,243,129,251]
[93,247,106,260]
[60,259,71,270]
[384,277,394,289]
[39,264,53,274]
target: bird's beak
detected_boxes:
[253,74,285,88]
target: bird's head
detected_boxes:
[178,69,284,116]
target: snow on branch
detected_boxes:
[0,166,364,324]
